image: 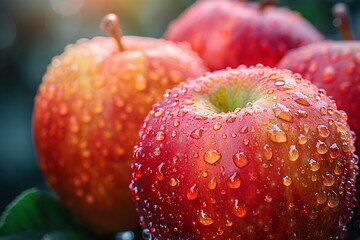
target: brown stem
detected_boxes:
[100,13,124,51]
[332,3,353,40]
[260,0,277,10]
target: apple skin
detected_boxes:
[278,41,360,152]
[130,65,358,239]
[164,0,323,71]
[33,36,207,233]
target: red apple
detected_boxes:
[130,65,358,239]
[164,0,323,71]
[33,14,207,234]
[278,3,360,152]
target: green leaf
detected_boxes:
[0,188,93,240]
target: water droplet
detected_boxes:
[232,199,248,218]
[309,159,320,172]
[268,124,287,143]
[316,140,328,154]
[208,177,217,190]
[274,79,285,86]
[173,120,180,127]
[168,178,179,187]
[227,172,241,189]
[264,195,272,203]
[327,191,340,208]
[322,66,336,83]
[283,176,292,186]
[154,147,162,156]
[155,132,165,141]
[329,143,340,159]
[315,191,327,204]
[288,145,299,161]
[317,125,330,138]
[269,73,282,80]
[298,134,307,145]
[273,103,294,122]
[204,149,221,164]
[263,144,273,160]
[156,162,166,181]
[213,122,222,131]
[187,183,199,200]
[198,210,214,226]
[216,227,224,236]
[233,151,249,169]
[294,92,311,106]
[243,139,250,146]
[239,125,248,134]
[190,127,204,139]
[323,173,335,187]
[133,163,142,179]
[154,108,164,117]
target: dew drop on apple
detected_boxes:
[243,139,249,146]
[264,195,272,203]
[227,172,241,189]
[168,178,179,187]
[315,191,327,204]
[208,177,217,190]
[156,162,166,181]
[232,199,248,218]
[329,143,340,159]
[309,159,320,172]
[155,132,165,141]
[263,144,273,160]
[293,92,311,106]
[198,209,214,226]
[288,145,299,161]
[216,227,224,236]
[317,125,330,138]
[133,163,142,179]
[153,147,162,156]
[323,173,335,187]
[233,151,249,169]
[225,219,233,227]
[283,176,292,186]
[274,79,285,86]
[154,108,164,117]
[273,103,294,122]
[298,134,307,145]
[190,127,204,139]
[187,183,199,200]
[204,149,221,164]
[268,124,287,143]
[316,140,328,154]
[327,191,340,208]
[322,66,336,83]
[213,122,222,131]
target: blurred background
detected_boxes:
[0,0,360,238]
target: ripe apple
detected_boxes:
[130,65,358,239]
[33,14,207,234]
[164,0,323,71]
[278,3,359,151]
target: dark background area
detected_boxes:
[0,0,360,238]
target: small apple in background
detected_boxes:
[130,65,358,239]
[164,0,323,71]
[278,3,360,152]
[33,14,207,234]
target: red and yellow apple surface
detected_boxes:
[32,14,207,233]
[130,65,358,239]
[165,0,323,71]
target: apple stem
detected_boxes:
[100,13,125,51]
[332,3,353,40]
[259,0,277,10]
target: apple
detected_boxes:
[130,65,358,239]
[164,0,323,71]
[33,14,207,234]
[278,3,360,152]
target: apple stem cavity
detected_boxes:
[100,13,125,51]
[332,3,353,40]
[259,0,277,10]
